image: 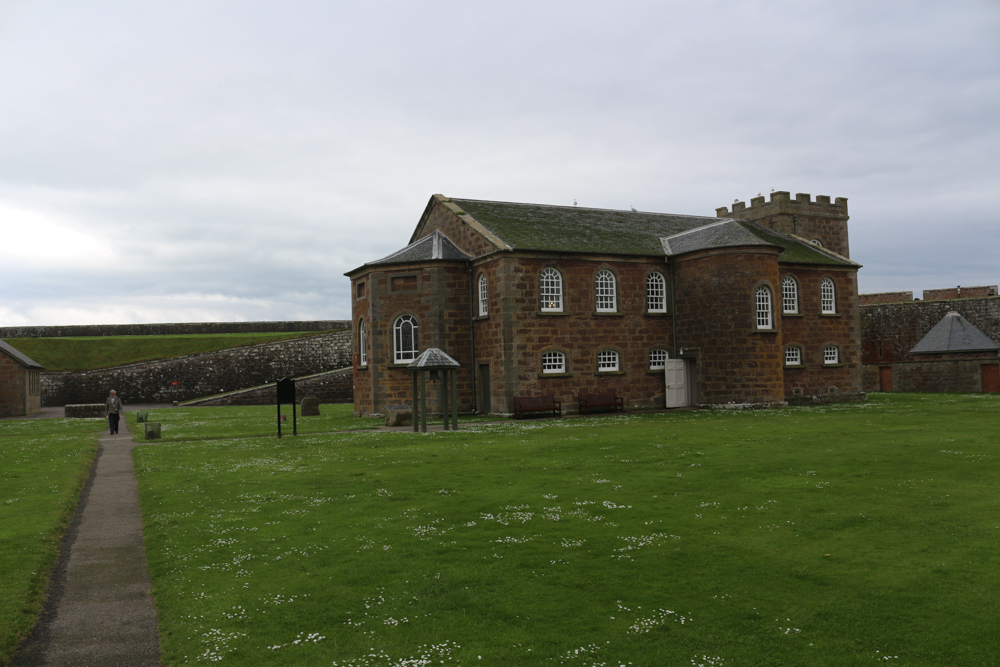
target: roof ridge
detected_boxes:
[451,196,718,220]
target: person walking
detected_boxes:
[106,389,124,434]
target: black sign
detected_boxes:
[276,377,296,404]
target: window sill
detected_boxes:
[388,362,417,369]
[752,329,779,334]
[538,372,572,378]
[784,364,806,369]
[820,313,841,318]
[358,365,368,370]
[593,311,624,317]
[781,312,803,318]
[647,368,666,374]
[473,314,489,321]
[822,363,844,368]
[537,311,571,316]
[645,311,670,317]
[596,370,625,376]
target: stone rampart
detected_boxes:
[0,320,349,339]
[42,331,353,406]
[183,368,353,406]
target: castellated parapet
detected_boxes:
[717,191,851,259]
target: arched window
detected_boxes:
[648,348,668,370]
[478,273,489,317]
[646,272,666,313]
[595,270,617,312]
[781,276,799,314]
[823,345,840,365]
[541,351,566,374]
[755,285,773,329]
[597,350,620,372]
[393,315,419,363]
[358,319,368,367]
[820,278,836,314]
[539,268,563,312]
[784,345,801,366]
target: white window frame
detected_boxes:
[820,278,836,314]
[781,275,799,314]
[646,272,666,313]
[478,273,489,317]
[648,348,668,370]
[540,268,563,312]
[358,319,367,367]
[541,351,566,374]
[784,345,801,366]
[595,269,617,312]
[755,285,773,330]
[393,315,419,363]
[597,349,620,372]
[823,345,840,365]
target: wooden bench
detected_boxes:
[512,395,561,419]
[578,391,624,415]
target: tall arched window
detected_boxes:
[781,276,799,314]
[755,285,773,329]
[595,270,617,312]
[539,268,563,312]
[478,273,489,316]
[820,278,837,314]
[358,319,368,367]
[393,315,419,363]
[646,272,666,313]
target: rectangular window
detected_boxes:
[598,350,619,372]
[649,348,668,370]
[356,281,366,299]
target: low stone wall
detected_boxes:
[65,404,106,418]
[184,368,354,406]
[43,331,353,406]
[864,359,995,393]
[0,320,349,338]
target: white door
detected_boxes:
[664,359,689,408]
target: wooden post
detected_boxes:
[419,371,427,433]
[411,372,419,433]
[451,368,458,430]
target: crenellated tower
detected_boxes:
[716,191,851,259]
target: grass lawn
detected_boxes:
[128,405,501,443]
[134,394,999,666]
[0,419,101,667]
[2,331,342,372]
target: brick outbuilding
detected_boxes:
[0,340,43,417]
[346,192,865,415]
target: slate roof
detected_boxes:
[407,347,461,369]
[0,340,43,369]
[366,230,471,267]
[910,311,1000,354]
[450,197,851,265]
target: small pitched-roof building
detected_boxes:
[346,191,865,415]
[0,340,44,417]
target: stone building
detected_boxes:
[0,340,43,417]
[346,191,865,415]
[861,285,1000,393]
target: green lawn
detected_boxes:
[2,331,343,372]
[0,419,101,666]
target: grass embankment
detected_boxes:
[2,331,342,372]
[133,394,1000,666]
[0,419,101,667]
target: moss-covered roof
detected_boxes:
[452,197,853,266]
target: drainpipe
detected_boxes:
[668,260,679,358]
[467,262,477,413]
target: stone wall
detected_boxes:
[42,331,353,406]
[0,354,27,417]
[0,320,348,339]
[860,290,1000,393]
[184,368,354,406]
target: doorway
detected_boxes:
[879,366,893,392]
[664,359,689,408]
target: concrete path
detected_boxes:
[14,419,162,667]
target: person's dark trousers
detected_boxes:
[108,413,120,434]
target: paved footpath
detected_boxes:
[14,418,162,666]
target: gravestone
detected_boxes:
[300,396,320,416]
[385,405,412,427]
[144,422,162,439]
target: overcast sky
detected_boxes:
[1,0,997,326]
